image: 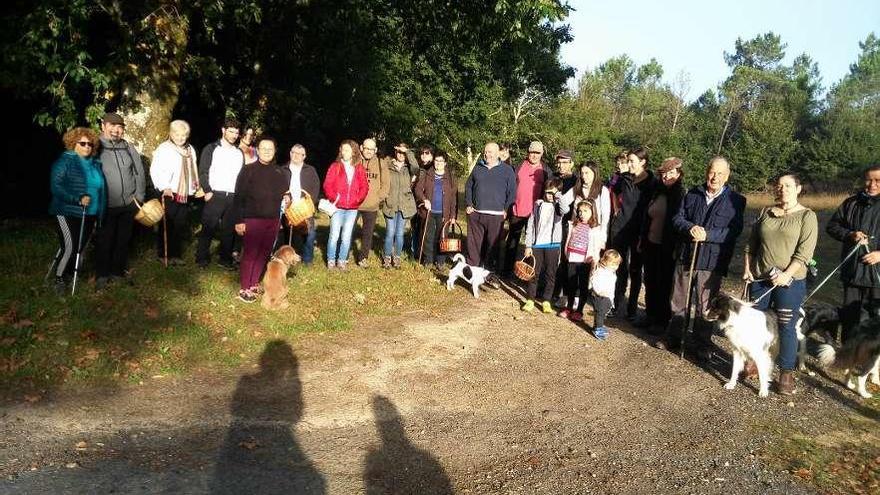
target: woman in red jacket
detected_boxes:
[323,139,368,269]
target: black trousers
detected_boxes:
[53,214,95,278]
[840,284,880,343]
[592,295,613,328]
[502,215,529,274]
[357,210,379,262]
[642,241,675,327]
[564,262,590,312]
[196,193,235,265]
[421,212,449,265]
[94,203,136,278]
[156,199,190,259]
[465,213,504,268]
[612,243,643,316]
[526,247,560,300]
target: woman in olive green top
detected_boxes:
[743,172,818,395]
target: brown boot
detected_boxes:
[742,360,758,379]
[777,370,795,395]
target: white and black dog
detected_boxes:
[817,317,880,398]
[796,301,840,372]
[705,293,779,397]
[446,253,491,298]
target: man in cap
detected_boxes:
[551,149,577,306]
[502,140,554,277]
[93,112,146,290]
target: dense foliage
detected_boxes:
[1,1,877,192]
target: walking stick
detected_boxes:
[45,248,61,282]
[71,205,87,295]
[680,240,701,359]
[418,211,429,264]
[162,196,168,268]
[288,218,294,246]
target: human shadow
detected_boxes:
[363,395,453,495]
[210,340,325,494]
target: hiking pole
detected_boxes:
[418,211,429,264]
[71,205,87,295]
[680,240,701,359]
[162,196,169,268]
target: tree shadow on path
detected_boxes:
[210,339,325,494]
[363,395,453,495]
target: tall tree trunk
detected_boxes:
[717,106,734,154]
[121,7,190,159]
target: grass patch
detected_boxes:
[0,217,460,398]
[758,411,880,494]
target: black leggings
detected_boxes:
[563,262,590,312]
[53,214,95,278]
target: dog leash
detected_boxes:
[802,241,865,305]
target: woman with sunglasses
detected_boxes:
[48,127,106,294]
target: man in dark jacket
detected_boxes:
[465,142,517,279]
[826,164,880,343]
[196,117,244,269]
[93,112,146,289]
[279,144,321,265]
[658,156,745,355]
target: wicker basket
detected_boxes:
[133,198,164,227]
[285,191,316,227]
[513,255,536,282]
[439,220,463,253]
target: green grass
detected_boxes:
[0,217,459,397]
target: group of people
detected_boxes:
[48,115,880,394]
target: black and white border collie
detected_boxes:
[817,317,880,398]
[705,293,779,397]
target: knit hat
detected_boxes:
[528,141,544,154]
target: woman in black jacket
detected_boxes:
[638,157,685,335]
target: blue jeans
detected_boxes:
[327,209,359,263]
[749,278,806,371]
[291,217,317,264]
[384,211,406,257]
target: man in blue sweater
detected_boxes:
[465,142,517,284]
[657,156,745,357]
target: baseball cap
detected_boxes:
[102,112,125,126]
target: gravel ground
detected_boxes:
[1,282,877,494]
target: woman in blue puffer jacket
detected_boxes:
[48,127,106,294]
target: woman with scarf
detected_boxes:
[150,119,201,266]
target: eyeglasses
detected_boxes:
[434,160,446,164]
[362,147,377,152]
[77,141,94,148]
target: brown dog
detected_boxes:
[261,245,301,310]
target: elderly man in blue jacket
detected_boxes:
[656,156,746,357]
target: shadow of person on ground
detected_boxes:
[363,395,453,495]
[210,339,325,494]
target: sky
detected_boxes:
[559,0,880,100]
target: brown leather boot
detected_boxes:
[777,370,795,395]
[742,360,758,379]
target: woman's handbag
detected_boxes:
[317,197,338,217]
[439,220,463,253]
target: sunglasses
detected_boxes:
[77,141,94,148]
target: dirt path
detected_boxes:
[1,285,876,494]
